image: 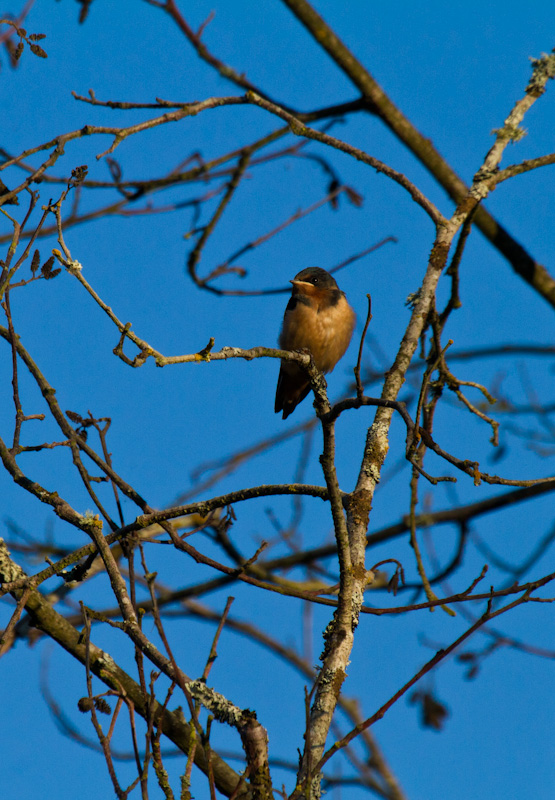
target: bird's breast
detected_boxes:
[279,295,355,373]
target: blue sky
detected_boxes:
[1,1,555,798]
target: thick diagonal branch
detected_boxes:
[0,539,250,799]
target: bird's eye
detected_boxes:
[312,277,319,284]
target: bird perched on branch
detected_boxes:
[275,267,356,419]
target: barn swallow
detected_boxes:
[275,267,356,419]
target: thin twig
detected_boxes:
[201,596,234,682]
[354,294,372,399]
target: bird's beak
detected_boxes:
[290,279,314,290]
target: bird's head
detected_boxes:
[290,267,339,298]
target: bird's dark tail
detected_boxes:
[274,365,311,419]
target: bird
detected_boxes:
[275,267,356,419]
